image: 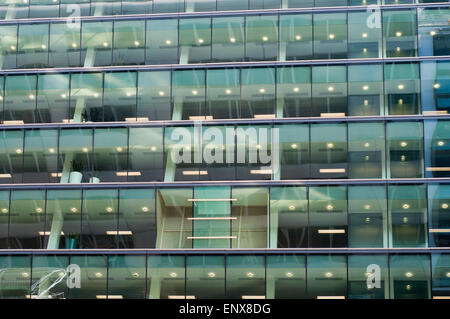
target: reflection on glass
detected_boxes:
[147,255,185,299]
[307,255,347,299]
[107,255,146,299]
[226,255,265,299]
[68,255,107,299]
[266,255,306,299]
[186,256,225,299]
[348,255,388,299]
[389,254,430,299]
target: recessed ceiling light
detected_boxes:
[134,41,140,46]
[291,143,298,149]
[295,35,302,40]
[141,206,149,212]
[165,40,172,45]
[229,37,236,43]
[396,31,402,37]
[430,30,436,36]
[405,272,414,278]
[363,85,369,91]
[95,272,103,278]
[1,208,8,214]
[326,204,334,211]
[327,142,334,149]
[105,207,113,213]
[246,272,254,278]
[328,86,334,92]
[328,34,335,40]
[364,204,371,210]
[225,89,232,94]
[208,272,216,278]
[397,84,405,90]
[70,207,78,213]
[293,87,300,92]
[197,38,204,44]
[434,83,441,89]
[324,272,333,278]
[288,205,296,211]
[362,33,368,38]
[400,141,408,147]
[441,203,448,209]
[285,272,294,278]
[170,272,177,278]
[262,36,268,42]
[402,203,410,210]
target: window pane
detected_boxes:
[113,20,145,65]
[309,186,347,248]
[0,130,23,184]
[280,14,312,61]
[153,0,184,13]
[348,185,387,248]
[348,255,389,299]
[179,18,211,63]
[122,0,153,14]
[231,187,268,248]
[431,253,450,299]
[17,23,49,68]
[212,16,244,62]
[137,71,171,121]
[81,21,112,67]
[389,254,431,299]
[23,129,58,183]
[45,189,82,249]
[424,120,450,178]
[428,184,450,247]
[68,255,107,299]
[9,190,46,249]
[277,124,309,179]
[312,65,347,117]
[128,127,164,182]
[30,255,69,299]
[307,255,347,299]
[420,61,450,115]
[388,185,427,248]
[386,121,424,178]
[156,188,193,249]
[0,256,31,299]
[58,128,93,183]
[103,72,137,122]
[348,11,382,58]
[69,73,103,122]
[147,255,185,299]
[226,255,265,299]
[0,25,18,69]
[172,70,205,120]
[241,68,275,118]
[0,190,8,248]
[418,8,450,57]
[270,186,308,248]
[348,64,384,116]
[348,122,385,179]
[37,74,70,123]
[93,128,128,182]
[81,189,118,248]
[49,22,81,67]
[266,255,306,299]
[217,0,248,10]
[246,15,278,61]
[4,75,37,124]
[206,68,240,119]
[383,9,418,58]
[118,188,156,248]
[277,66,311,117]
[145,19,178,65]
[107,255,146,299]
[186,256,225,299]
[384,63,420,115]
[310,123,347,178]
[314,13,347,59]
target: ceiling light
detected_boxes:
[400,141,408,147]
[134,41,140,46]
[82,147,89,153]
[437,140,445,146]
[327,142,334,149]
[182,170,208,176]
[324,272,333,278]
[93,93,99,98]
[259,88,266,94]
[208,272,216,278]
[362,33,368,38]
[318,229,345,234]
[192,90,198,95]
[398,84,405,90]
[396,31,402,37]
[96,295,123,299]
[106,231,132,235]
[250,169,272,174]
[95,272,103,278]
[262,36,268,42]
[402,203,410,210]
[328,34,335,40]
[48,148,55,153]
[441,203,448,209]
[328,86,334,92]
[71,42,77,48]
[105,207,113,213]
[168,295,196,299]
[446,272,450,278]
[363,48,367,53]
[116,147,123,152]
[16,149,22,154]
[364,142,370,148]
[0,174,11,178]
[326,204,334,211]
[225,89,232,94]
[430,30,436,36]
[434,83,441,89]
[197,38,204,44]
[405,272,414,278]
[165,40,172,45]
[60,93,67,98]
[41,44,46,49]
[363,85,369,91]
[102,42,108,47]
[10,45,16,51]
[1,208,8,213]
[364,204,371,210]
[150,146,157,151]
[403,217,409,223]
[285,272,294,278]
[22,272,29,278]
[396,46,401,52]
[365,217,371,223]
[229,37,236,43]
[169,272,177,278]
[246,272,254,278]
[288,205,296,211]
[35,207,43,213]
[28,94,35,99]
[293,87,300,92]
[70,207,78,213]
[141,206,149,212]
[295,35,302,40]
[291,143,298,149]
[132,272,140,278]
[254,114,275,119]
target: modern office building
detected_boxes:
[0,0,448,300]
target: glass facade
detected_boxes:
[0,0,448,300]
